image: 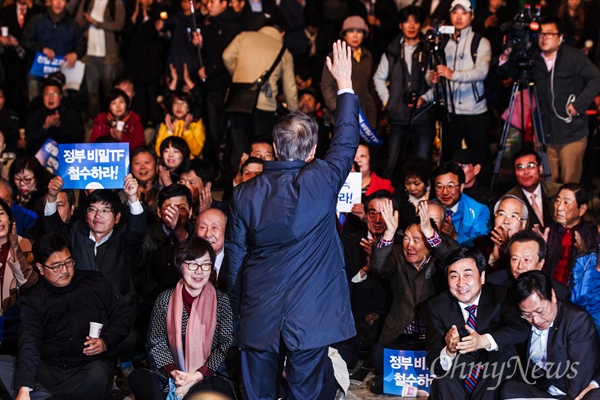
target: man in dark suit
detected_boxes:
[500,270,599,399]
[426,247,529,400]
[504,149,560,230]
[487,230,570,300]
[223,41,356,400]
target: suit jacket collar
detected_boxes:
[263,160,307,171]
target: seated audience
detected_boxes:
[195,208,227,278]
[501,271,599,399]
[239,156,263,183]
[178,159,227,223]
[9,155,52,216]
[452,149,498,212]
[0,232,129,400]
[126,147,161,221]
[128,237,235,399]
[158,136,191,187]
[90,88,145,150]
[426,247,529,400]
[432,162,490,246]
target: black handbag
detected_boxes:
[225,45,286,114]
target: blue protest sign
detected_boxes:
[383,349,433,396]
[58,143,129,189]
[29,52,64,77]
[35,139,60,175]
[358,108,383,146]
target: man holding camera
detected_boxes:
[418,0,492,179]
[498,16,600,183]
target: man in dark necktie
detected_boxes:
[426,247,529,400]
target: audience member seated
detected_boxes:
[128,237,235,399]
[395,156,432,210]
[504,149,560,230]
[126,146,161,222]
[43,174,146,321]
[8,155,52,216]
[537,183,598,286]
[0,198,37,355]
[0,232,130,400]
[342,190,394,351]
[368,200,458,388]
[487,230,570,300]
[240,157,263,183]
[501,271,599,399]
[452,149,498,212]
[432,162,490,246]
[426,247,529,400]
[135,183,193,306]
[25,77,84,154]
[231,137,274,187]
[575,370,600,400]
[155,91,206,159]
[571,247,600,335]
[90,88,145,150]
[178,159,228,224]
[0,178,37,237]
[158,136,191,187]
[196,208,227,279]
[473,194,528,271]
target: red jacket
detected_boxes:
[90,111,145,150]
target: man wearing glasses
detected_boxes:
[498,16,600,183]
[504,149,560,230]
[0,232,130,400]
[432,162,490,247]
[43,173,146,364]
[501,270,599,399]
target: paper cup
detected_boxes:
[116,121,125,131]
[1,27,8,37]
[89,322,103,338]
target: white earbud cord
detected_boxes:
[549,56,575,123]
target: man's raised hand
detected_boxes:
[326,40,353,91]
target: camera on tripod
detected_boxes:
[424,20,455,53]
[502,4,541,68]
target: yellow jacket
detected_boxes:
[155,119,206,158]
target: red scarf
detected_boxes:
[166,280,217,373]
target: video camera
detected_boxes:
[502,4,541,68]
[423,19,455,54]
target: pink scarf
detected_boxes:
[166,280,217,373]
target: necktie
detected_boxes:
[529,193,544,225]
[446,209,454,219]
[18,5,26,28]
[464,305,482,396]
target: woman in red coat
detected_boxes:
[90,89,145,149]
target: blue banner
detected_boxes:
[383,349,433,396]
[29,52,64,77]
[58,143,130,189]
[358,108,383,146]
[35,139,60,175]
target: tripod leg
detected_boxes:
[529,85,551,181]
[491,82,520,189]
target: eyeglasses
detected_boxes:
[183,261,213,272]
[87,207,113,215]
[539,32,560,38]
[43,92,61,98]
[435,183,460,192]
[42,258,75,273]
[520,301,550,320]
[515,162,538,171]
[173,101,188,108]
[14,175,35,185]
[494,211,525,221]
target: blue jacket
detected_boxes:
[21,9,86,58]
[571,252,600,336]
[449,193,490,247]
[223,93,358,352]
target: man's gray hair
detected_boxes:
[272,111,318,161]
[493,194,529,221]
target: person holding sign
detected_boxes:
[43,173,146,359]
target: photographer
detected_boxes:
[418,0,492,180]
[373,5,436,176]
[498,16,600,183]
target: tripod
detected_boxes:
[491,69,551,188]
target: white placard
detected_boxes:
[337,172,361,213]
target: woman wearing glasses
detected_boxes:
[128,236,235,400]
[8,155,52,216]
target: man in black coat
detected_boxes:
[0,232,130,399]
[500,270,599,399]
[426,247,530,400]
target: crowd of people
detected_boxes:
[0,0,599,398]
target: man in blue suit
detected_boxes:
[223,41,357,400]
[432,162,490,247]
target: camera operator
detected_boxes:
[373,5,435,177]
[498,16,600,184]
[418,0,492,182]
